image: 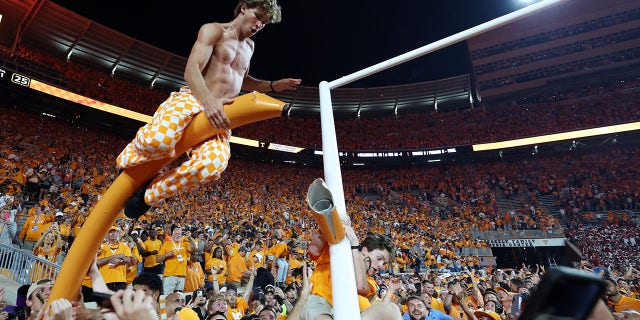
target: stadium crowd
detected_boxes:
[3,46,640,151]
[0,45,639,319]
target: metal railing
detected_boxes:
[0,244,61,285]
[470,229,565,241]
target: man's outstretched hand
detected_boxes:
[272,78,301,92]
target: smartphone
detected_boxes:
[92,292,114,310]
[520,266,605,320]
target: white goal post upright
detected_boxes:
[318,80,361,320]
[317,1,568,319]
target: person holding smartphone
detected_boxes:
[190,289,208,320]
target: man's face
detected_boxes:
[362,248,390,276]
[407,298,427,320]
[27,282,54,314]
[422,282,435,296]
[618,280,629,290]
[484,300,497,312]
[240,6,270,38]
[258,309,277,320]
[285,288,297,300]
[226,290,237,304]
[172,228,182,240]
[133,284,159,302]
[209,299,227,313]
[509,281,518,292]
[264,292,275,302]
[166,293,185,311]
[107,230,118,241]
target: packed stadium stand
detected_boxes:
[0,0,639,319]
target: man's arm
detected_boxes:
[284,262,310,320]
[345,226,371,296]
[136,239,154,257]
[307,234,326,259]
[241,76,301,93]
[443,291,453,315]
[88,257,113,294]
[184,23,232,129]
[156,245,174,263]
[242,269,256,302]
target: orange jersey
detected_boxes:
[158,240,190,277]
[309,245,375,311]
[98,242,133,284]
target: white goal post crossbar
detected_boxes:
[317,1,569,319]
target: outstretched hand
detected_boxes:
[45,298,73,320]
[109,289,158,320]
[300,262,312,296]
[345,225,358,247]
[271,78,301,92]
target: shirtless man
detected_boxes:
[119,0,301,218]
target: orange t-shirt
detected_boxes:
[309,245,375,311]
[267,243,289,259]
[98,242,132,284]
[184,261,205,292]
[226,297,249,320]
[205,257,227,283]
[226,254,247,283]
[158,240,189,277]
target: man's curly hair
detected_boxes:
[234,0,282,23]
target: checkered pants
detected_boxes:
[116,87,230,206]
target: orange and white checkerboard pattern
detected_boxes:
[116,87,231,206]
